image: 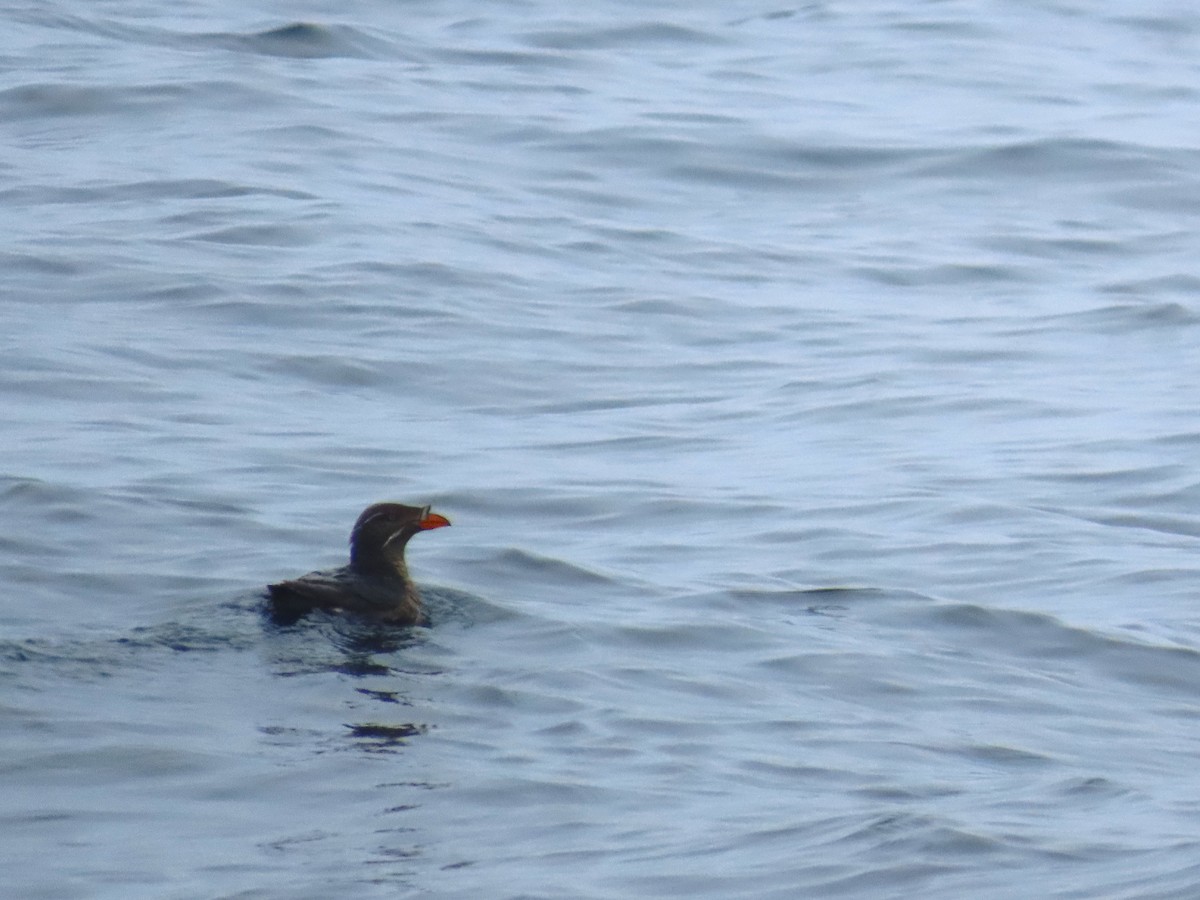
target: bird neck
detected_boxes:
[350,542,411,580]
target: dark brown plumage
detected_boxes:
[267,502,451,626]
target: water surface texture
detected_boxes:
[5,2,1200,897]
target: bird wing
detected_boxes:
[266,567,403,624]
[267,568,355,623]
[269,574,345,606]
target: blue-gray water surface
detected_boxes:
[5,2,1200,897]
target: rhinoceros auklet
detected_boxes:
[267,502,450,625]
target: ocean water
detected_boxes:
[4,1,1200,897]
